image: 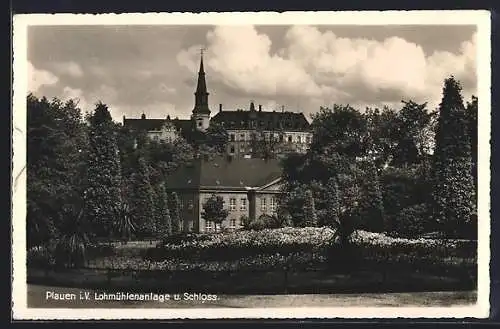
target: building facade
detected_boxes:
[165,156,283,233]
[123,53,313,156]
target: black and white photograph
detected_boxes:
[12,11,490,319]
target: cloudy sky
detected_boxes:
[27,24,477,122]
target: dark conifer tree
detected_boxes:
[84,102,122,238]
[432,77,475,237]
[130,157,156,238]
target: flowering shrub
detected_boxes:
[390,203,431,238]
[88,251,328,272]
[146,227,338,261]
[27,246,55,267]
[350,230,476,267]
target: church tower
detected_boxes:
[191,50,211,132]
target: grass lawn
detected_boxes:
[27,284,477,308]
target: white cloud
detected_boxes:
[52,61,84,78]
[177,25,477,112]
[27,62,58,92]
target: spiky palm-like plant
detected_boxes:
[117,202,135,244]
[55,206,90,268]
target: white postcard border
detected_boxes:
[12,10,491,320]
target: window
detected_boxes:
[205,221,214,232]
[240,198,247,211]
[229,198,236,211]
[187,199,193,210]
[230,146,235,154]
[230,134,235,141]
[297,136,302,143]
[229,218,236,229]
[261,198,267,212]
[306,136,311,143]
[288,136,293,143]
[240,134,245,141]
[270,197,276,212]
[198,121,202,127]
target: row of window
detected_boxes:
[204,218,239,232]
[229,133,311,144]
[150,134,176,143]
[202,196,277,212]
[221,120,304,130]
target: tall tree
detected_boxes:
[359,161,385,232]
[324,177,341,229]
[303,189,318,227]
[154,182,172,238]
[466,96,478,199]
[84,102,123,238]
[310,105,368,158]
[130,157,156,238]
[201,194,229,233]
[27,95,88,247]
[205,122,229,154]
[168,192,182,234]
[432,77,475,237]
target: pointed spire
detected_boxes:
[193,48,210,115]
[250,100,256,111]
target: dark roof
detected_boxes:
[211,108,310,131]
[123,118,166,131]
[123,117,193,132]
[166,156,282,190]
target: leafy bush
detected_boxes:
[246,214,283,231]
[390,203,431,238]
[27,246,55,268]
[86,243,116,259]
[350,230,476,268]
[145,227,338,261]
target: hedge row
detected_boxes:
[145,227,338,261]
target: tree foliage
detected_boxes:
[27,94,88,247]
[168,192,182,234]
[129,157,156,238]
[201,194,229,233]
[154,182,172,238]
[432,76,475,237]
[84,102,123,238]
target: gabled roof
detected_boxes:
[165,156,282,191]
[211,108,310,131]
[123,117,193,133]
[123,118,166,131]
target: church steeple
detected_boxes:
[193,49,211,116]
[192,48,211,132]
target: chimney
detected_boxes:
[258,104,262,112]
[141,113,146,119]
[219,104,223,112]
[122,115,126,124]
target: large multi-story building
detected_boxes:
[123,53,313,156]
[165,155,283,233]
